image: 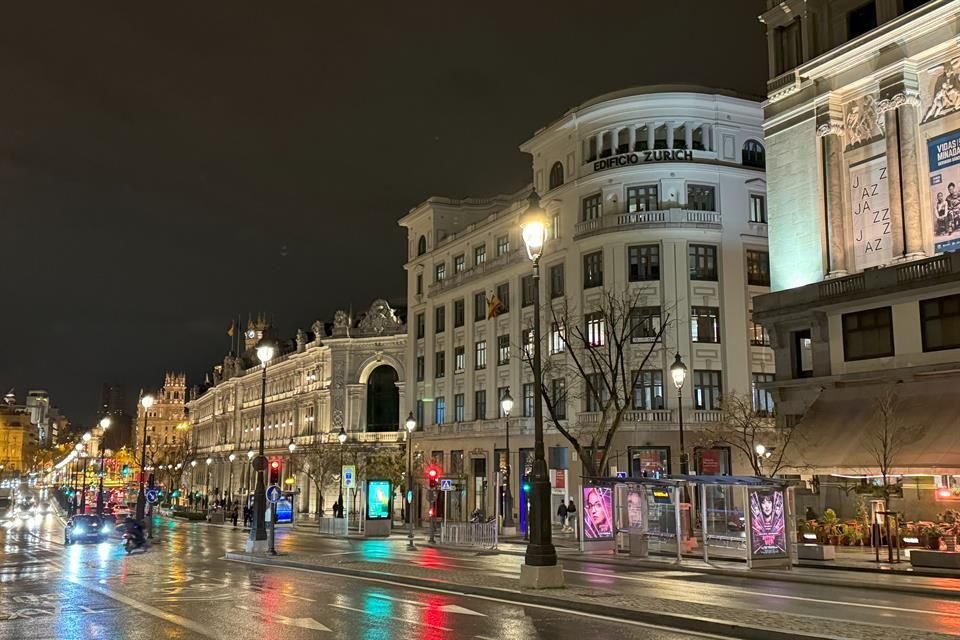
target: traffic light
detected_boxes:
[121,465,130,477]
[426,466,439,490]
[522,474,531,494]
[269,460,280,485]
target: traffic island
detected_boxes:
[519,563,564,589]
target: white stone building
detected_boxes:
[399,87,772,523]
[756,0,960,518]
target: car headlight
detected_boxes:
[74,527,85,535]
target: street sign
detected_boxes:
[145,488,159,504]
[266,484,282,503]
[440,479,453,491]
[342,465,356,489]
[615,471,627,479]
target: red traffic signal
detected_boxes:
[426,465,440,489]
[271,460,280,469]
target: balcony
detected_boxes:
[428,248,527,296]
[574,209,721,240]
[577,410,675,427]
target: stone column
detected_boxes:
[896,95,926,258]
[817,119,848,277]
[684,122,693,149]
[595,132,604,158]
[881,108,907,259]
[611,128,619,154]
[666,122,675,149]
[628,126,637,152]
[647,123,656,150]
[702,123,711,151]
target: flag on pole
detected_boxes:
[227,320,235,337]
[486,293,504,319]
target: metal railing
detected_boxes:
[439,521,498,548]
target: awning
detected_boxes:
[783,377,960,476]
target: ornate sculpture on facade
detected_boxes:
[311,320,324,343]
[357,299,404,336]
[922,58,960,123]
[295,328,307,352]
[333,310,349,329]
[843,95,883,148]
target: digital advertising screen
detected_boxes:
[582,485,614,540]
[275,496,293,524]
[749,488,787,559]
[367,480,392,520]
[928,129,960,254]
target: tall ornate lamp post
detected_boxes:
[336,427,347,517]
[500,389,516,531]
[518,191,562,588]
[227,453,236,505]
[78,432,91,513]
[287,439,296,492]
[96,417,111,517]
[205,457,213,508]
[670,354,689,475]
[404,412,417,550]
[136,394,155,521]
[245,342,274,553]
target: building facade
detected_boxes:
[400,87,772,523]
[133,373,188,458]
[185,300,407,512]
[0,397,36,474]
[756,0,960,518]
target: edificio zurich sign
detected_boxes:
[593,149,694,172]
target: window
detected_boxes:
[431,451,444,468]
[521,328,534,358]
[552,211,561,240]
[630,307,661,342]
[416,356,424,382]
[454,394,465,422]
[921,293,960,352]
[497,386,510,418]
[746,250,770,286]
[551,378,567,419]
[549,161,564,190]
[435,351,446,377]
[752,373,775,416]
[632,370,665,410]
[842,307,894,361]
[522,383,535,417]
[521,275,536,307]
[549,263,564,298]
[454,346,465,372]
[686,184,716,211]
[435,263,446,282]
[585,312,606,347]
[793,329,813,378]
[416,313,425,339]
[848,1,877,39]
[630,446,670,477]
[749,194,767,223]
[474,292,487,321]
[474,390,486,420]
[435,306,445,333]
[416,399,424,429]
[416,274,423,296]
[693,370,722,410]
[549,322,566,354]
[628,244,660,281]
[474,244,486,266]
[689,244,718,281]
[582,194,602,221]
[497,334,510,365]
[742,141,765,169]
[496,235,510,257]
[584,373,609,412]
[417,235,427,256]
[627,185,658,212]
[435,397,446,425]
[691,307,721,343]
[583,251,603,288]
[454,299,465,327]
[454,254,465,273]
[775,18,802,75]
[750,320,770,347]
[475,340,487,370]
[496,283,510,313]
[450,450,464,474]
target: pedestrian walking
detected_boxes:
[566,499,577,533]
[231,505,239,528]
[556,501,568,531]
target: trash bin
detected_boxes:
[629,532,649,558]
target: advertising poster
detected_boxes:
[275,497,293,524]
[366,480,392,520]
[748,488,787,559]
[849,156,892,270]
[582,485,614,540]
[928,129,960,254]
[626,489,644,530]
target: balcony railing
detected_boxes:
[574,209,721,239]
[428,248,527,295]
[692,410,723,423]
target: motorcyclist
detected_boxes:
[124,516,146,548]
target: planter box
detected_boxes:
[797,544,836,561]
[910,550,960,569]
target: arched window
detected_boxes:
[742,140,765,169]
[366,365,400,433]
[548,162,564,190]
[417,235,427,256]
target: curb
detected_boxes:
[223,552,843,640]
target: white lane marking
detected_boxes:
[227,558,748,639]
[328,603,453,631]
[368,592,486,616]
[235,604,330,631]
[564,569,960,619]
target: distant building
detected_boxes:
[0,394,38,474]
[133,373,188,462]
[100,384,133,451]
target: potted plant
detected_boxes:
[939,510,959,552]
[920,522,944,551]
[822,509,840,545]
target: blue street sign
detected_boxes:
[145,488,159,504]
[440,479,453,491]
[266,484,282,504]
[615,471,627,479]
[406,490,413,503]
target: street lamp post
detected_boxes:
[287,439,296,493]
[228,453,236,506]
[71,444,82,515]
[500,390,515,531]
[246,342,274,553]
[337,427,347,518]
[136,394,155,522]
[519,191,562,587]
[189,459,197,507]
[79,432,91,513]
[670,354,689,475]
[404,412,417,551]
[205,458,212,509]
[96,418,111,517]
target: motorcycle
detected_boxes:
[122,532,147,554]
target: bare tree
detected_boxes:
[865,389,925,510]
[523,288,668,478]
[699,393,797,478]
[293,445,342,515]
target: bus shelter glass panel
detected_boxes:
[701,484,747,559]
[644,485,678,556]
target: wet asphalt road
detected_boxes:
[0,513,714,640]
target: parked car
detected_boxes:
[64,515,110,544]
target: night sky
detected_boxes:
[2,2,768,428]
